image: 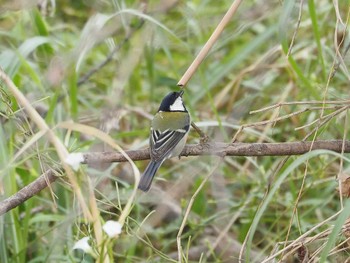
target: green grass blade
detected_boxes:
[279,0,318,98]
[68,69,78,119]
[308,0,326,81]
[319,200,350,262]
[244,150,350,261]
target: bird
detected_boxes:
[138,90,190,192]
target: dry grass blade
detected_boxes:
[0,68,93,221]
[261,211,341,262]
[177,0,243,87]
[177,159,223,262]
[57,121,140,227]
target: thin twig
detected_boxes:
[233,105,349,143]
[232,108,311,142]
[191,121,210,144]
[302,106,348,140]
[250,100,350,114]
[330,2,350,80]
[286,0,304,57]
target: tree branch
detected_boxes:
[1,139,350,216]
[83,140,350,163]
[0,169,59,215]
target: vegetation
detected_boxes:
[1,0,350,262]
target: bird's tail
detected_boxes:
[138,161,162,192]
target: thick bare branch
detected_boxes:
[1,139,350,216]
[83,140,350,163]
[0,169,59,215]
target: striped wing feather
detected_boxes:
[150,128,186,162]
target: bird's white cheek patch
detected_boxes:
[170,97,185,111]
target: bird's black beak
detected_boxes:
[179,90,184,97]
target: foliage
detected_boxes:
[1,0,350,262]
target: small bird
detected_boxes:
[138,90,190,192]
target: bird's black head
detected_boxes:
[158,90,187,112]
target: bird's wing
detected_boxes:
[150,128,187,162]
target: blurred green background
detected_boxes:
[1,0,350,262]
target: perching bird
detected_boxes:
[138,90,190,192]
